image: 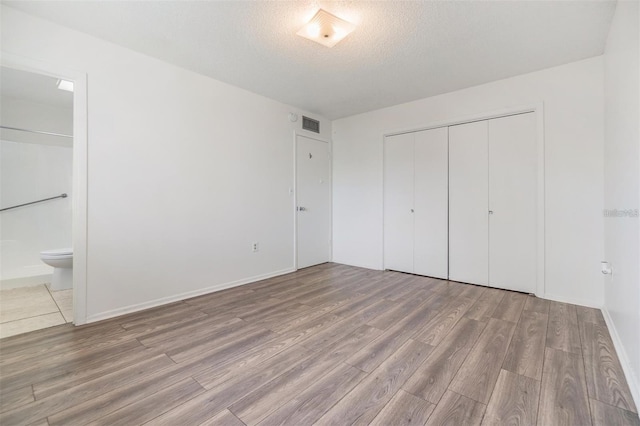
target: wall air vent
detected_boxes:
[302,116,320,133]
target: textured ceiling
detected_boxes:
[4,1,616,119]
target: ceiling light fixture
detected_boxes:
[56,79,74,92]
[297,9,355,48]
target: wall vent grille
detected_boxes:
[302,116,320,133]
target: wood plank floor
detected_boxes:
[1,263,638,426]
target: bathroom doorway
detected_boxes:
[0,56,88,337]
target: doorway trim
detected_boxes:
[381,103,545,298]
[293,131,332,271]
[1,52,89,325]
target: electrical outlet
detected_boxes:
[252,242,259,252]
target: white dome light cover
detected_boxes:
[296,9,356,48]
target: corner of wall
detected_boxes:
[602,307,640,411]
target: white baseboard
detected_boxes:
[85,267,296,324]
[602,307,640,411]
[0,274,52,290]
[331,259,384,271]
[542,292,602,309]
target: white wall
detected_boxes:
[333,56,605,307]
[1,6,330,322]
[603,0,640,406]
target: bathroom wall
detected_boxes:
[0,97,73,288]
[0,96,73,147]
[1,6,331,322]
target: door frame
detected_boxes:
[1,52,89,325]
[382,103,545,298]
[293,131,332,270]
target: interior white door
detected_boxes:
[489,113,537,293]
[414,127,449,279]
[449,121,489,286]
[383,132,414,273]
[296,135,331,269]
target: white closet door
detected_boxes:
[384,133,414,273]
[489,113,537,293]
[449,121,489,286]
[414,127,449,279]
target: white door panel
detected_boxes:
[449,121,489,286]
[296,135,331,269]
[383,133,414,273]
[489,113,537,293]
[414,127,449,279]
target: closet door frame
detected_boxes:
[381,103,545,298]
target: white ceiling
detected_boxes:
[1,66,73,108]
[5,1,616,120]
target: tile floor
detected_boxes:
[0,284,72,339]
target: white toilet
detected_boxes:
[40,248,73,291]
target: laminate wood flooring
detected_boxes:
[1,263,638,425]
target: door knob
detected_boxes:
[410,209,414,213]
[297,206,307,211]
[489,210,494,215]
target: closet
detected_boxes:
[384,127,448,279]
[383,112,537,294]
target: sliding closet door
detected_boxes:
[489,113,537,293]
[414,127,449,279]
[384,133,414,273]
[449,121,489,286]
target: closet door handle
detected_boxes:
[489,210,494,215]
[410,209,414,213]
